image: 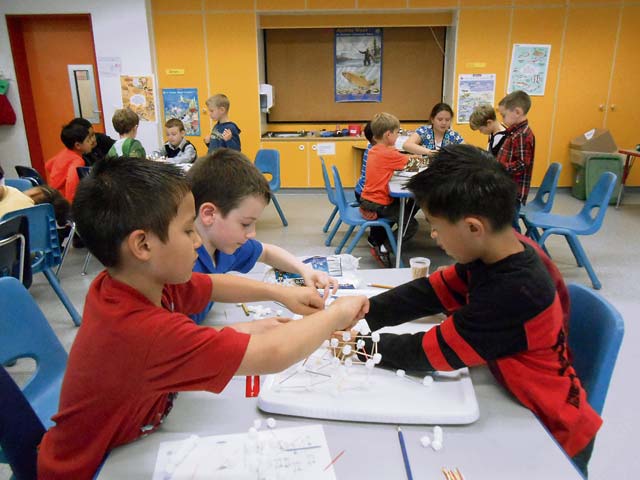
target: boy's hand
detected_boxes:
[204,135,211,145]
[233,317,291,334]
[329,296,369,331]
[302,269,339,298]
[222,128,233,141]
[279,286,325,314]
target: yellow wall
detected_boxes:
[150,1,640,187]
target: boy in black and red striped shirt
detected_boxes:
[360,144,600,477]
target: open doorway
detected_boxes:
[6,14,105,176]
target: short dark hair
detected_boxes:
[60,123,90,149]
[69,117,92,130]
[363,122,374,144]
[26,185,70,226]
[499,90,532,114]
[406,144,517,231]
[72,156,191,267]
[187,148,271,215]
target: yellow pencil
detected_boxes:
[367,283,394,289]
[240,303,250,316]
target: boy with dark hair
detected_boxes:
[468,103,507,156]
[356,144,600,477]
[187,148,338,324]
[69,117,115,166]
[45,122,95,202]
[360,112,419,267]
[497,90,536,224]
[106,108,146,159]
[163,118,197,164]
[204,93,241,153]
[354,122,374,203]
[38,156,367,479]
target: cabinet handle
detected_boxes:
[311,145,317,151]
[298,144,305,151]
[610,104,617,111]
[598,104,605,111]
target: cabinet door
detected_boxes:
[260,141,309,188]
[607,6,640,186]
[309,141,368,188]
[549,6,620,186]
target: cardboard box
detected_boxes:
[570,128,617,153]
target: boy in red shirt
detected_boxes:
[357,144,600,477]
[37,157,368,479]
[360,112,419,267]
[45,121,95,202]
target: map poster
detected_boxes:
[335,28,382,103]
[120,75,156,122]
[456,73,496,124]
[507,44,551,96]
[162,88,200,136]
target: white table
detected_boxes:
[97,269,582,480]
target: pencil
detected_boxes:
[368,283,394,289]
[397,426,413,480]
[240,303,250,316]
[323,449,345,471]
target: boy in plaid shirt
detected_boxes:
[496,90,535,230]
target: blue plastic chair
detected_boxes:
[520,162,562,236]
[0,276,68,429]
[567,283,624,415]
[14,166,45,186]
[320,157,357,244]
[255,149,288,227]
[524,172,616,290]
[0,365,46,480]
[2,204,82,325]
[0,215,32,288]
[5,178,34,192]
[330,165,401,264]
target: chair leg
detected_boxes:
[564,236,584,267]
[81,252,92,276]
[271,194,288,227]
[323,206,338,233]
[55,222,76,277]
[565,234,602,290]
[43,268,82,326]
[344,226,367,254]
[335,225,355,254]
[325,218,342,246]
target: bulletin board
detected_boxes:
[265,27,446,123]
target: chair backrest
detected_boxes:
[0,277,68,428]
[331,165,350,214]
[0,366,45,480]
[5,178,34,192]
[76,166,91,180]
[528,162,562,213]
[255,149,281,191]
[567,283,624,415]
[320,157,337,205]
[1,204,62,273]
[14,166,44,185]
[0,215,32,288]
[577,171,617,235]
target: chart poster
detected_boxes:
[162,88,200,136]
[456,73,496,124]
[507,44,551,96]
[120,75,156,122]
[335,28,382,103]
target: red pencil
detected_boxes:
[323,449,345,471]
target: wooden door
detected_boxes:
[260,141,309,188]
[7,14,105,176]
[549,6,620,186]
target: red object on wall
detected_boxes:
[0,95,16,125]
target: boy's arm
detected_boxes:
[171,143,197,164]
[236,295,368,375]
[258,243,339,293]
[223,124,241,151]
[64,160,83,203]
[505,133,534,174]
[207,273,325,314]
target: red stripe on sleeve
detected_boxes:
[440,266,468,297]
[422,327,453,371]
[439,318,484,366]
[430,269,464,311]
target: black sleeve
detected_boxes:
[365,277,446,331]
[360,333,435,371]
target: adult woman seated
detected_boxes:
[402,103,464,156]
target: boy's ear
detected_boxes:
[464,216,485,236]
[126,229,152,261]
[199,201,220,226]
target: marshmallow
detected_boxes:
[342,345,352,355]
[365,359,375,369]
[420,435,431,448]
[422,375,434,387]
[266,418,277,429]
[342,332,351,341]
[431,440,443,451]
[330,338,339,348]
[322,339,330,348]
[356,339,365,350]
[433,426,443,443]
[396,369,406,378]
[371,332,380,342]
[372,353,382,364]
[253,419,262,430]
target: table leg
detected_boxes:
[395,198,405,268]
[616,154,635,208]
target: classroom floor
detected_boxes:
[3,187,638,479]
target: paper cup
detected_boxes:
[409,257,431,279]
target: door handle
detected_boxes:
[610,104,617,111]
[598,104,605,111]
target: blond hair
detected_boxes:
[165,118,185,131]
[371,112,400,140]
[499,90,532,114]
[112,108,139,135]
[205,93,230,112]
[469,103,497,130]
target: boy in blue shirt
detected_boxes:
[204,94,241,153]
[187,148,339,323]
